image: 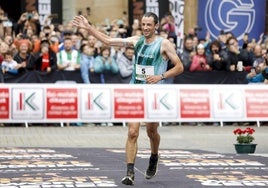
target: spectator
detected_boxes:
[71,32,82,50]
[108,29,122,59]
[180,36,195,70]
[217,30,228,51]
[87,35,100,57]
[80,44,95,83]
[1,50,22,75]
[4,35,18,56]
[207,40,228,71]
[160,12,176,44]
[187,27,197,38]
[0,41,9,64]
[226,36,251,72]
[192,35,199,49]
[34,39,57,72]
[16,10,41,36]
[58,30,73,51]
[0,8,9,38]
[77,27,89,40]
[57,37,80,71]
[42,25,52,39]
[131,19,140,36]
[251,44,266,73]
[30,34,41,53]
[246,59,268,83]
[13,39,36,73]
[49,35,60,54]
[159,29,168,39]
[190,43,211,71]
[94,46,119,83]
[116,46,134,78]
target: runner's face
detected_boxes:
[141,16,157,38]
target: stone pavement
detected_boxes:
[0,125,268,153]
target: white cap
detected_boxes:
[197,43,205,49]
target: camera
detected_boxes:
[213,49,219,54]
[194,26,202,32]
[27,13,33,20]
[3,20,12,27]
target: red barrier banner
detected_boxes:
[0,88,9,119]
[114,88,144,119]
[46,88,78,119]
[180,89,210,118]
[245,89,268,118]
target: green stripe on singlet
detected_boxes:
[132,36,163,84]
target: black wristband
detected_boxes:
[161,73,165,80]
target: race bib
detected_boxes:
[135,64,154,81]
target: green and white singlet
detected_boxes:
[130,36,168,84]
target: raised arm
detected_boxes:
[72,15,138,47]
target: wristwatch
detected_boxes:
[160,73,165,80]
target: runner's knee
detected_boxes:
[128,127,139,140]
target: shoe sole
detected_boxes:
[121,176,134,185]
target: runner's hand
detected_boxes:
[146,75,162,84]
[72,15,90,30]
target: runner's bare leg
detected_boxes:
[126,122,140,164]
[146,122,160,154]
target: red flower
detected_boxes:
[233,127,255,144]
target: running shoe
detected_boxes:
[121,173,134,185]
[145,154,159,179]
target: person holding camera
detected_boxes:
[246,50,268,84]
[0,8,12,39]
[16,10,41,37]
[207,40,228,71]
[246,62,268,84]
[226,36,251,72]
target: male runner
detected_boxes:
[73,12,184,185]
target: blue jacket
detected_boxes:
[80,54,94,83]
[94,56,119,74]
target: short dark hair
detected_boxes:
[125,46,134,51]
[209,40,222,52]
[3,50,13,58]
[80,43,87,52]
[143,12,159,24]
[226,36,237,46]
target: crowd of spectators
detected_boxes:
[180,26,268,84]
[0,8,268,85]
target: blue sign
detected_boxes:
[197,0,266,43]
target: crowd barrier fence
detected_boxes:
[1,81,267,127]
